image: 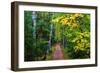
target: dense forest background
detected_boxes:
[24,11,90,61]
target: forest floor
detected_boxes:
[53,43,64,60]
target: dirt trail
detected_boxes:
[53,43,64,60]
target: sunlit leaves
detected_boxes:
[25,11,90,60]
[52,13,84,29]
[52,13,90,58]
[72,32,90,55]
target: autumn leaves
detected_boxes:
[52,13,84,29]
[52,13,90,58]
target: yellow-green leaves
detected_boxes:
[52,13,84,29]
[72,32,90,52]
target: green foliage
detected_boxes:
[71,32,90,58]
[24,11,52,61]
[24,11,90,61]
[52,13,90,59]
[24,11,35,61]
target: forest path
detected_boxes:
[53,43,64,60]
